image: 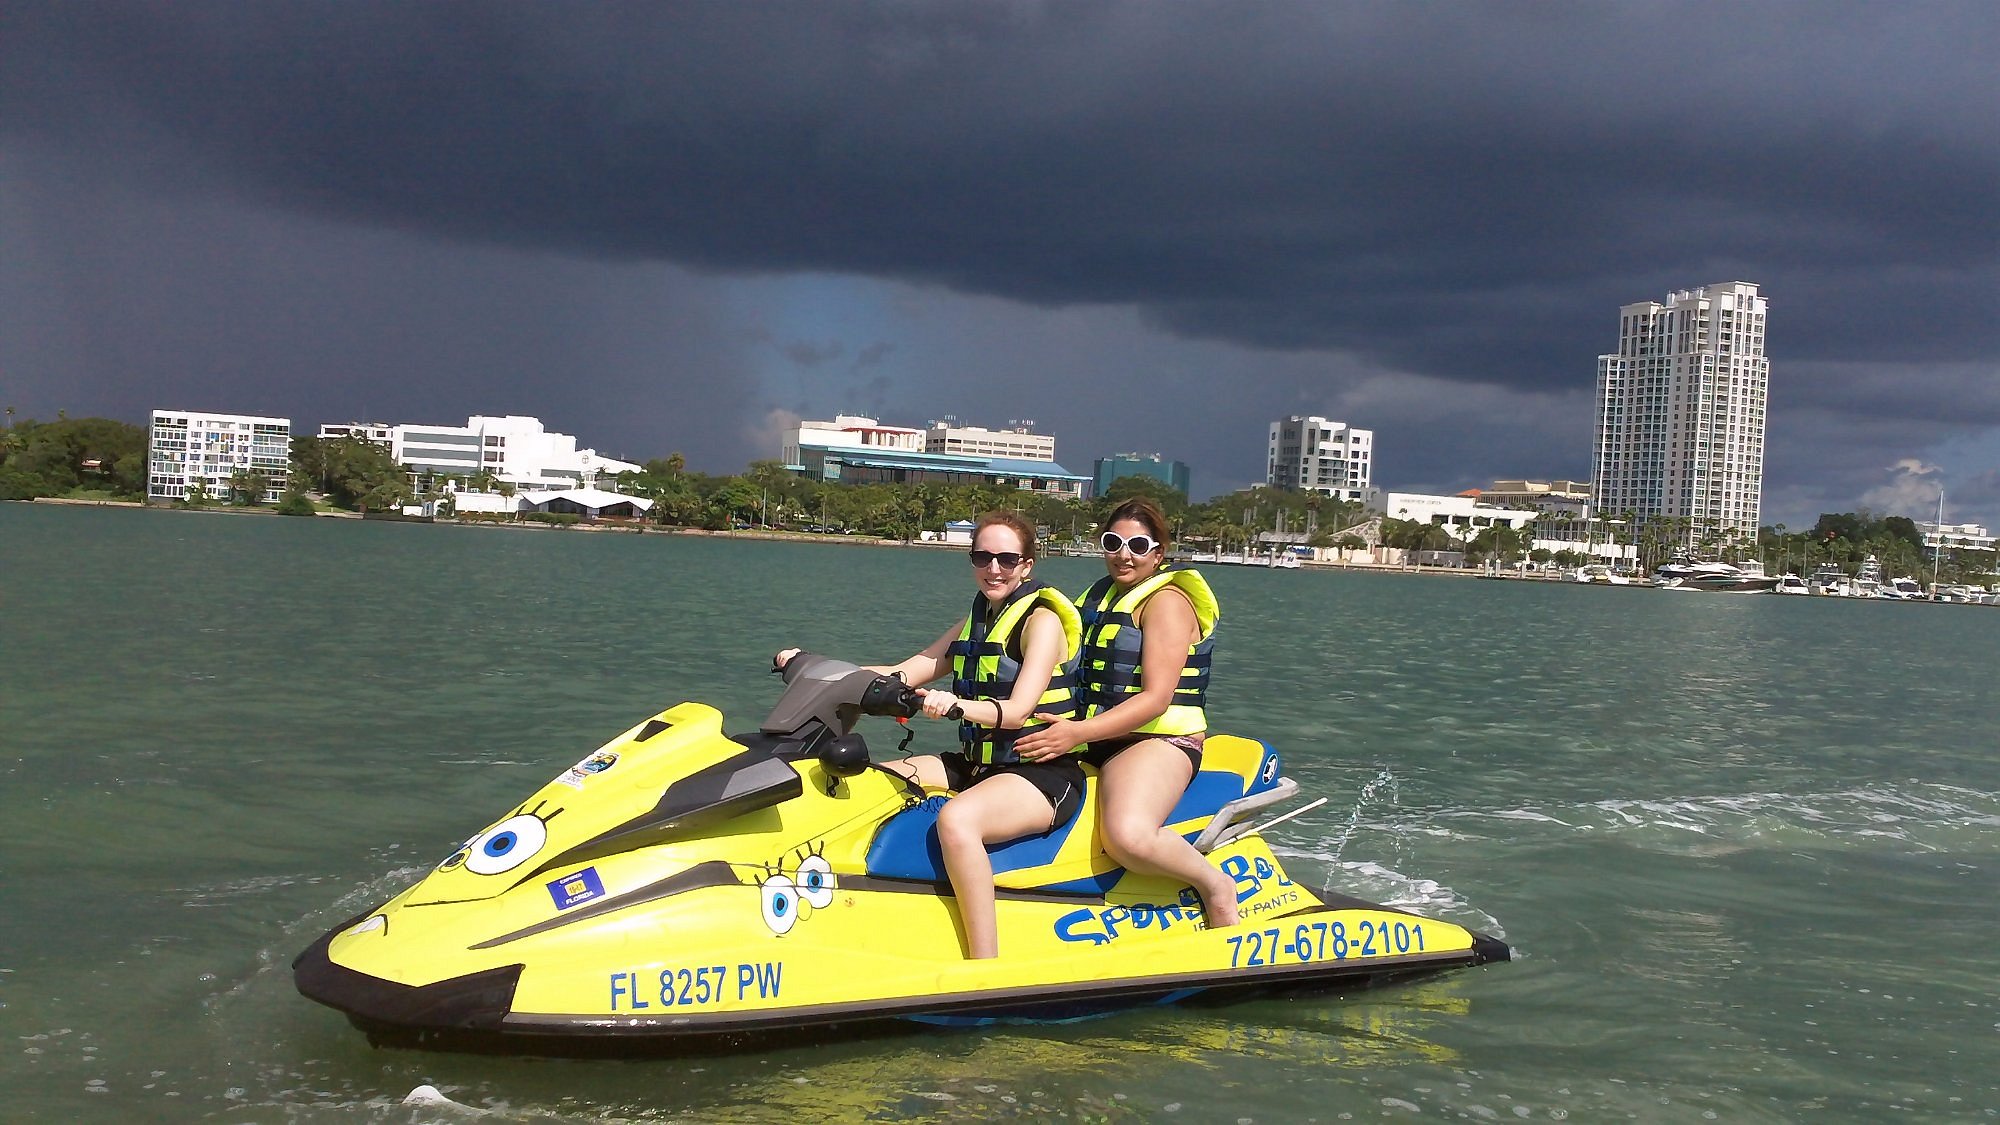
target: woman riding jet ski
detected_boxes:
[294,656,1509,1053]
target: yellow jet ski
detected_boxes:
[294,655,1508,1052]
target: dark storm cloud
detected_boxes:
[6,1,1993,417]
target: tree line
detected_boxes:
[4,414,1991,582]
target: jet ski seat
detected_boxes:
[863,735,1285,894]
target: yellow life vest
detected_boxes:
[1074,566,1218,736]
[947,581,1082,764]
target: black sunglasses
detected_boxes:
[968,550,1026,569]
[1100,531,1159,556]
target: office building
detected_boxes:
[1593,281,1769,548]
[148,410,291,503]
[785,415,1087,499]
[1266,417,1372,501]
[319,415,638,491]
[780,415,925,468]
[1094,453,1191,498]
[925,421,1055,462]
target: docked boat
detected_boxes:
[1567,564,1631,585]
[1852,555,1885,599]
[1771,573,1810,595]
[1807,563,1852,597]
[294,656,1508,1054]
[1654,560,1781,593]
[1190,550,1302,570]
[1882,575,1926,600]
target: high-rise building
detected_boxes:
[1592,281,1769,548]
[1266,416,1371,501]
[148,409,291,503]
[1094,453,1191,498]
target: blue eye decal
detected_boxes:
[760,875,799,934]
[462,803,560,876]
[796,854,835,909]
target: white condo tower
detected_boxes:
[1592,281,1769,551]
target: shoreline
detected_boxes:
[12,496,1512,579]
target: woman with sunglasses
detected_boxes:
[1013,497,1240,930]
[773,510,1083,959]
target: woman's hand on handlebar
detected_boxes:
[1013,714,1085,761]
[773,647,802,671]
[915,688,963,720]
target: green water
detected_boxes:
[3,503,1996,1123]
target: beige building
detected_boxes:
[924,421,1055,462]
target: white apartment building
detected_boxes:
[1267,416,1372,500]
[1919,520,1995,556]
[780,415,925,468]
[148,410,291,503]
[925,421,1055,462]
[319,415,638,491]
[1593,281,1769,548]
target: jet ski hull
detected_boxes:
[294,681,1508,1055]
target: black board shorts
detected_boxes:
[939,751,1085,828]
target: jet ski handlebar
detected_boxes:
[762,653,926,738]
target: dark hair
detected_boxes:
[974,510,1039,562]
[1103,497,1170,552]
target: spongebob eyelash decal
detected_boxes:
[449,801,564,876]
[755,842,836,935]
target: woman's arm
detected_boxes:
[918,607,1064,726]
[1012,587,1198,757]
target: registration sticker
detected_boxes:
[547,867,606,911]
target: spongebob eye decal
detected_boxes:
[760,874,800,935]
[458,802,562,876]
[795,854,834,909]
[754,843,835,934]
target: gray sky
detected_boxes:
[4,2,1995,526]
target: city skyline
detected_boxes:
[4,4,1994,528]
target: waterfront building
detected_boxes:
[524,487,653,521]
[785,415,1087,499]
[1481,479,1595,548]
[1094,453,1191,498]
[1592,281,1769,549]
[148,409,291,503]
[780,415,925,468]
[1267,417,1372,500]
[319,415,638,491]
[1363,489,1540,539]
[1919,520,1995,557]
[925,420,1055,462]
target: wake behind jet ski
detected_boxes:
[294,655,1509,1054]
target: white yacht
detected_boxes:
[1852,555,1885,599]
[1567,564,1631,585]
[1883,575,1926,600]
[1807,563,1852,597]
[1772,573,1811,595]
[1654,560,1781,593]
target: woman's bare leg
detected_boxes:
[1096,741,1241,928]
[934,773,1055,958]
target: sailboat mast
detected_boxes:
[1931,487,1945,594]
